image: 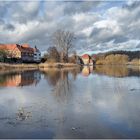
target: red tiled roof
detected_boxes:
[14,44,34,53]
[22,44,30,48]
[0,44,19,51]
[81,54,90,59]
[0,44,35,53]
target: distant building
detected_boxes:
[18,44,34,62]
[33,46,41,63]
[0,44,22,59]
[81,54,93,65]
[0,44,41,63]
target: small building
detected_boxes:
[81,54,93,65]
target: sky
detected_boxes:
[0,0,140,54]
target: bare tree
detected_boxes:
[47,46,60,62]
[53,30,75,62]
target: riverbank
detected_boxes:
[0,62,80,71]
[39,63,80,69]
[0,63,39,70]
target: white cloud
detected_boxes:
[0,1,140,53]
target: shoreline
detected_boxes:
[0,62,139,71]
[0,62,81,71]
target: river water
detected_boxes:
[0,66,140,138]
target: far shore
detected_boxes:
[0,62,81,71]
[0,62,139,72]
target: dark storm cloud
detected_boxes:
[4,1,41,24]
[124,0,140,10]
[90,27,128,44]
[3,24,15,31]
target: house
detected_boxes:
[81,54,93,65]
[0,44,21,59]
[17,44,34,62]
[0,44,41,63]
[33,46,41,63]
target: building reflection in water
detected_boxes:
[0,70,41,87]
[81,66,95,77]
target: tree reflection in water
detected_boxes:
[0,66,139,88]
[81,65,140,78]
[94,65,140,77]
[42,68,81,102]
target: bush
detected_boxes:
[96,54,129,65]
[130,59,140,65]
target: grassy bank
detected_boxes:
[0,63,39,71]
[39,63,80,69]
[0,62,80,71]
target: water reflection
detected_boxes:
[0,66,140,138]
[42,68,81,102]
[0,70,41,87]
[81,65,140,77]
[94,65,140,77]
[16,107,32,121]
[0,66,139,88]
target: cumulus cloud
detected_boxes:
[0,1,140,54]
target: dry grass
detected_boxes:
[96,54,129,65]
[94,65,129,77]
[127,59,140,65]
[39,62,80,69]
[0,62,80,72]
[0,63,39,71]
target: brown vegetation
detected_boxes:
[96,54,129,65]
[94,65,129,77]
[95,50,140,65]
[0,63,39,71]
[39,62,80,69]
[94,65,140,77]
[128,59,140,65]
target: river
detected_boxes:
[0,66,140,138]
